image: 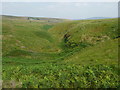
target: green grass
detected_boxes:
[64,39,118,65]
[2,63,119,88]
[2,17,61,56]
[2,16,119,88]
[42,25,53,30]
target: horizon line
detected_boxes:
[1,14,116,20]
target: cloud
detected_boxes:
[75,2,89,7]
[75,3,81,7]
[2,2,118,19]
[1,0,119,2]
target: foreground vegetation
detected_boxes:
[2,15,119,88]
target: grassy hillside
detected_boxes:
[49,19,118,48]
[2,16,62,56]
[2,16,119,88]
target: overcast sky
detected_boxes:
[2,2,118,19]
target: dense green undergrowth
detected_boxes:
[2,63,119,88]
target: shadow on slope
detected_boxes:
[34,31,54,42]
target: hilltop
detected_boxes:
[2,15,70,23]
[84,17,113,20]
